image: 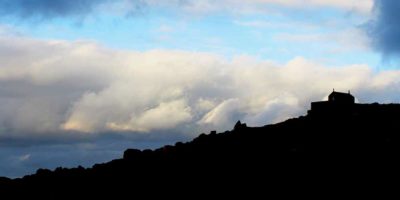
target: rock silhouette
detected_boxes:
[1,91,400,195]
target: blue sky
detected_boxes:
[2,0,400,178]
[1,0,380,65]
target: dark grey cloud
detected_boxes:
[366,0,400,56]
[0,131,187,178]
[0,0,108,19]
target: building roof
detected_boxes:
[329,91,354,98]
[328,90,355,104]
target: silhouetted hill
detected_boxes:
[1,101,400,196]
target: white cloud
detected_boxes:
[101,0,374,17]
[233,20,275,28]
[252,0,374,13]
[160,0,374,15]
[1,34,400,137]
[157,24,174,33]
[199,98,241,127]
[275,28,371,52]
[18,154,31,161]
[106,99,192,132]
[0,0,373,23]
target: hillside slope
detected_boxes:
[1,103,400,194]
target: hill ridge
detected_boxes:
[1,101,400,194]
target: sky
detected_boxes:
[1,0,400,177]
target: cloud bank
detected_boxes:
[179,0,373,14]
[1,34,400,140]
[366,0,400,57]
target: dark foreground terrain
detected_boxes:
[1,102,400,195]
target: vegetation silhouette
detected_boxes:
[1,91,400,195]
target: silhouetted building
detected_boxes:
[308,90,355,117]
[308,90,400,117]
[328,91,355,104]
